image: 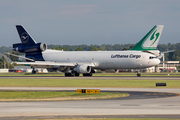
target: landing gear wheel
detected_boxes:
[70,72,75,77]
[32,69,36,74]
[65,73,75,77]
[89,72,92,76]
[83,72,92,77]
[137,73,141,77]
[65,73,68,77]
[75,72,80,76]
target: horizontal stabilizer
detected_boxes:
[5,52,35,62]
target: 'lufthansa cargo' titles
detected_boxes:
[111,54,141,59]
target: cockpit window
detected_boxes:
[149,56,156,59]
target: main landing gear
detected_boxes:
[137,72,141,77]
[137,69,141,77]
[83,72,92,76]
[65,71,92,77]
[32,68,36,74]
[65,71,80,77]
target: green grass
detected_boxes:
[0,79,180,88]
[0,91,128,101]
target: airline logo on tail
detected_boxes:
[21,33,29,43]
[16,25,37,45]
[150,30,160,46]
[130,25,164,51]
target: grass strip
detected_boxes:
[0,79,180,88]
[0,91,128,101]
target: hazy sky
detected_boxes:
[0,0,180,47]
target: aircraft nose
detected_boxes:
[155,58,160,65]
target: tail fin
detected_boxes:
[16,25,37,45]
[130,25,164,51]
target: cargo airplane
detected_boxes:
[10,25,164,76]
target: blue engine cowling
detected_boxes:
[13,43,47,53]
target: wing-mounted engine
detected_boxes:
[13,43,47,53]
[73,65,91,73]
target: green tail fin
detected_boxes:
[130,25,164,51]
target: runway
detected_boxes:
[0,87,180,119]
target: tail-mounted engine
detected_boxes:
[143,50,160,57]
[13,43,47,53]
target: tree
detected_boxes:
[122,48,129,51]
[172,50,180,62]
[75,47,84,51]
[52,46,68,51]
[0,56,15,69]
[90,46,104,51]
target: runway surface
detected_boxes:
[0,76,180,80]
[0,87,180,119]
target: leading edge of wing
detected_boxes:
[14,61,95,67]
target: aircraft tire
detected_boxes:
[83,73,92,77]
[75,72,80,76]
[71,72,75,77]
[65,73,68,77]
[32,70,36,74]
[89,72,92,76]
[137,73,141,77]
[65,73,75,77]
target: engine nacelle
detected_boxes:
[143,50,160,57]
[148,50,160,57]
[73,65,91,73]
[13,43,47,53]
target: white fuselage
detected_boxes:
[42,49,160,69]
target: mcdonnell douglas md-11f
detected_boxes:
[10,25,164,76]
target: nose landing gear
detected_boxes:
[137,69,141,77]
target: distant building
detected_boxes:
[158,61,179,72]
[0,69,9,73]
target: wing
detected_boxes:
[15,61,95,68]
